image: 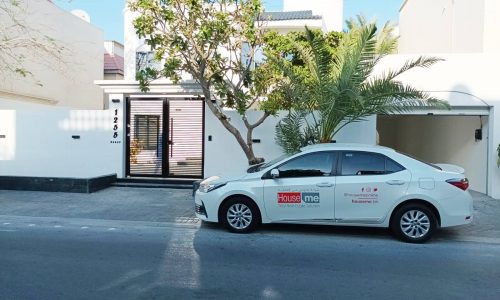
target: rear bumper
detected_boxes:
[438,189,473,227]
[441,214,473,227]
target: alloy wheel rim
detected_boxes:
[400,210,430,239]
[227,203,252,230]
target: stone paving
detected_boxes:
[0,187,195,223]
[437,191,500,243]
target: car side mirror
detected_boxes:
[270,169,279,179]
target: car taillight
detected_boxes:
[446,178,469,191]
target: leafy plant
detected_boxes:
[0,0,66,84]
[497,144,500,167]
[129,0,281,165]
[130,139,143,164]
[273,24,449,153]
[275,111,320,153]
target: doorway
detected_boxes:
[126,98,204,178]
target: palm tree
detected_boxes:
[273,24,449,153]
[346,15,398,55]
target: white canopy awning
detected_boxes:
[401,90,490,116]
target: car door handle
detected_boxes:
[316,182,334,187]
[386,180,405,185]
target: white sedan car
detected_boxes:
[194,143,473,243]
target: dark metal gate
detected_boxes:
[126,98,204,178]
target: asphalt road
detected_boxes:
[1,217,499,300]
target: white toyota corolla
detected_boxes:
[194,143,473,243]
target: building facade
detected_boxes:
[2,0,500,199]
[377,0,500,197]
[0,0,104,109]
[0,0,116,185]
[104,41,125,80]
[95,0,367,180]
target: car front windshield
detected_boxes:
[247,151,300,173]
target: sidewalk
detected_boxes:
[438,191,500,243]
[0,187,195,223]
[0,187,498,242]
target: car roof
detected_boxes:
[300,143,395,153]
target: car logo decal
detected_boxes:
[278,192,320,204]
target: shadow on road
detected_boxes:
[200,221,393,240]
[199,220,478,244]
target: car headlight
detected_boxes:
[198,176,227,193]
[199,182,227,193]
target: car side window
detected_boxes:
[278,151,336,178]
[385,157,405,174]
[341,151,404,176]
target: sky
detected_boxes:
[55,0,403,44]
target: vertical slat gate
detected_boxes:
[168,100,203,177]
[129,100,164,176]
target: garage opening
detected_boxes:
[377,115,488,193]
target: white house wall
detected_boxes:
[283,0,343,32]
[399,0,486,54]
[0,0,104,109]
[264,19,323,34]
[483,0,500,53]
[203,107,376,176]
[0,97,125,178]
[124,7,141,81]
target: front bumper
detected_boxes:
[194,190,219,222]
[195,202,207,217]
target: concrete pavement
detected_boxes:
[0,187,196,223]
[2,220,500,300]
[0,188,499,243]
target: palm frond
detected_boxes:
[336,24,379,93]
[382,56,444,81]
[272,21,445,152]
[375,21,398,54]
[275,110,308,153]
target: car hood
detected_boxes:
[434,163,465,174]
[202,166,267,185]
[201,173,248,185]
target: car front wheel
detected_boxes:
[391,203,437,243]
[221,197,260,233]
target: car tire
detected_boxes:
[390,203,437,243]
[220,197,260,233]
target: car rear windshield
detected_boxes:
[397,151,442,170]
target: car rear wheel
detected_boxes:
[391,203,437,243]
[221,197,260,233]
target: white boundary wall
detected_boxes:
[204,107,376,176]
[0,96,125,178]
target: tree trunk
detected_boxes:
[200,83,267,165]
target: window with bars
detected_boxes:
[134,115,160,151]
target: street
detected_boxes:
[1,215,499,300]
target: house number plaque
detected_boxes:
[110,108,121,144]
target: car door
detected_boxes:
[334,151,410,224]
[263,151,337,222]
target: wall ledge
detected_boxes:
[0,174,116,193]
